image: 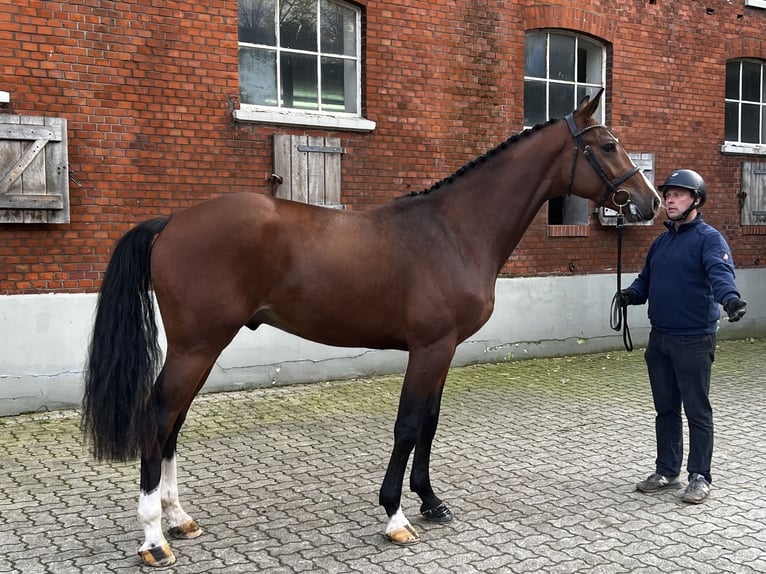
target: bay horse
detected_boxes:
[82,90,661,567]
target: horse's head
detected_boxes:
[565,90,661,223]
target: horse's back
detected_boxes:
[149,193,400,347]
[149,192,493,352]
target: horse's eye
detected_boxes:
[602,142,617,153]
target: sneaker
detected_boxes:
[636,472,680,493]
[682,474,710,504]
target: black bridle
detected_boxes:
[564,113,641,215]
[565,113,638,352]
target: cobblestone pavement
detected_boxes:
[1,338,765,573]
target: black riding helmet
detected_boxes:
[659,169,707,208]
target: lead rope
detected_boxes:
[610,212,633,352]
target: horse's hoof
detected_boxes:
[420,502,454,523]
[385,523,420,546]
[138,543,176,568]
[168,519,203,539]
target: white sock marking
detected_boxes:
[385,507,409,534]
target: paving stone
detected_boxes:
[0,338,764,573]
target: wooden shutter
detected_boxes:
[0,115,69,223]
[272,135,344,208]
[741,161,766,226]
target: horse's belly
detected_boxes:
[252,301,408,351]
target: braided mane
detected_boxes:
[400,119,557,199]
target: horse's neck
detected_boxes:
[443,123,567,271]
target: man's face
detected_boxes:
[663,187,696,220]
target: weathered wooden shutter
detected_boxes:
[741,161,766,225]
[0,115,69,223]
[272,135,344,208]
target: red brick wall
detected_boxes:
[1,0,764,294]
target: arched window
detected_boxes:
[524,31,606,127]
[524,30,606,227]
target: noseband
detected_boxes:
[564,113,640,215]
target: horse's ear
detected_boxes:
[575,88,604,119]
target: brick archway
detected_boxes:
[523,4,615,42]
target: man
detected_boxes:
[619,169,747,504]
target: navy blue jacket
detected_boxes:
[628,213,740,335]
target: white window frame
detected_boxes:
[523,30,606,128]
[722,58,766,156]
[235,0,375,132]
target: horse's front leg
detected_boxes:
[379,342,455,545]
[410,386,454,523]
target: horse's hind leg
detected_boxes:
[161,410,204,540]
[137,357,215,567]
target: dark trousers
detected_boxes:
[644,330,716,483]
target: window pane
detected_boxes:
[562,196,590,225]
[322,56,356,112]
[762,105,766,144]
[321,0,356,56]
[549,34,575,81]
[550,83,574,118]
[577,38,602,83]
[280,0,317,51]
[524,32,546,78]
[577,85,603,122]
[548,196,564,224]
[742,60,761,102]
[524,80,547,125]
[724,101,739,141]
[281,52,318,109]
[239,0,276,45]
[725,61,740,100]
[239,47,277,106]
[742,103,759,143]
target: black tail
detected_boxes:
[82,216,170,462]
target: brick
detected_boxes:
[0,1,764,294]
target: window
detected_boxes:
[235,0,374,131]
[524,30,606,230]
[724,59,766,155]
[524,31,605,127]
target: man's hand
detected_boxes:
[724,297,747,322]
[618,288,637,307]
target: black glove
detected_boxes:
[618,288,637,307]
[724,297,747,322]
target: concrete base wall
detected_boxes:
[2,269,763,417]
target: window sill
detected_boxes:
[547,225,590,237]
[720,142,766,156]
[234,108,376,133]
[742,225,766,235]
